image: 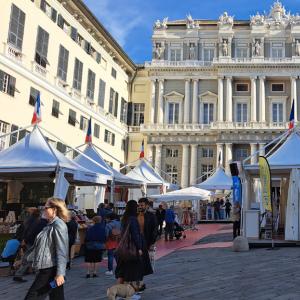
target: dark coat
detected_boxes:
[23,217,47,246]
[67,219,78,246]
[86,223,106,243]
[143,211,158,249]
[156,209,166,223]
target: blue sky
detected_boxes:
[83,0,299,63]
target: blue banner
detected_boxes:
[232,176,242,204]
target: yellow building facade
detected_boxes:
[0,0,135,169]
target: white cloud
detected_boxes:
[84,0,145,47]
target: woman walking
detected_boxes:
[84,216,106,278]
[24,198,69,300]
[115,200,144,284]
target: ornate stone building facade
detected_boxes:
[129,1,300,187]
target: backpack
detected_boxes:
[109,227,121,242]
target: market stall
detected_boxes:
[242,130,300,240]
[74,144,144,214]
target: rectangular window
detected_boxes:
[133,103,145,126]
[96,52,101,63]
[52,99,59,118]
[168,103,179,124]
[111,67,117,79]
[79,116,88,131]
[109,88,115,114]
[203,103,214,124]
[104,129,115,145]
[98,79,106,108]
[121,139,126,151]
[166,164,178,184]
[203,48,214,61]
[236,149,248,161]
[70,27,78,41]
[236,83,249,92]
[29,87,39,106]
[271,47,283,58]
[9,124,19,146]
[236,48,248,58]
[94,123,100,138]
[84,41,91,54]
[272,103,283,123]
[202,148,213,158]
[114,92,119,117]
[271,83,284,92]
[68,109,76,126]
[0,121,9,151]
[8,4,25,50]
[73,58,83,91]
[0,70,16,97]
[166,149,179,158]
[57,45,69,81]
[35,26,49,68]
[86,69,96,100]
[236,103,248,123]
[201,164,213,181]
[120,98,127,123]
[56,141,66,154]
[170,49,181,61]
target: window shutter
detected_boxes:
[40,0,46,12]
[57,14,64,29]
[127,102,133,125]
[8,76,16,96]
[96,52,101,63]
[112,134,115,146]
[84,41,91,54]
[51,8,57,22]
[70,26,77,41]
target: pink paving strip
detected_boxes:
[182,242,233,251]
[155,224,228,260]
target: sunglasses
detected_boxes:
[44,206,54,210]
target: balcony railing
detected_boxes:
[145,60,213,67]
[32,61,47,78]
[3,43,23,63]
[213,57,300,64]
[140,122,289,132]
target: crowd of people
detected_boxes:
[0,196,241,299]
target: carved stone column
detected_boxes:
[158,79,164,124]
[190,144,198,185]
[291,76,297,122]
[150,79,156,123]
[184,79,190,123]
[192,79,198,124]
[218,77,224,122]
[250,77,257,122]
[181,144,189,188]
[147,144,154,164]
[250,143,257,164]
[155,144,162,172]
[225,143,233,173]
[226,77,232,122]
[259,76,266,123]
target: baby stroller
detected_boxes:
[174,222,186,240]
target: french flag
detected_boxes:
[139,140,144,158]
[31,93,42,124]
[289,99,295,130]
[85,118,92,143]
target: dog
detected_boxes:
[107,283,136,300]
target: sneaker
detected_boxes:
[105,270,113,275]
[13,276,27,283]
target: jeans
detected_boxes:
[233,220,241,239]
[164,223,174,240]
[24,267,64,300]
[225,210,231,219]
[107,249,115,271]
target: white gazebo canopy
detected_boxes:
[244,131,300,174]
[196,167,232,190]
[74,144,144,187]
[0,126,107,186]
[149,186,213,202]
[126,159,165,187]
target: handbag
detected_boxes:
[115,223,138,262]
[85,241,105,251]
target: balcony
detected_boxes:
[128,126,141,132]
[3,43,24,63]
[32,61,47,78]
[213,57,300,65]
[145,60,213,68]
[140,122,289,133]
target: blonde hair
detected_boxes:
[47,197,70,223]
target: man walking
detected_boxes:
[232,203,241,239]
[164,205,175,241]
[156,205,166,237]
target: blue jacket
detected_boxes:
[165,209,175,223]
[86,223,106,243]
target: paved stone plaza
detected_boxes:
[1,225,300,300]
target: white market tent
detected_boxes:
[126,159,165,187]
[74,144,144,187]
[196,167,232,190]
[242,130,300,240]
[149,186,213,202]
[0,127,109,195]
